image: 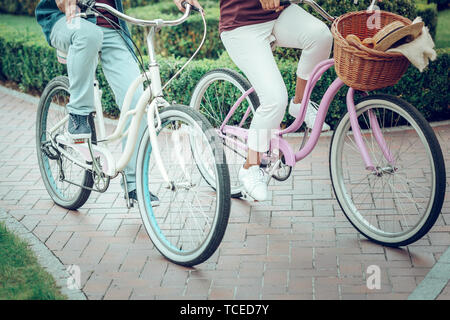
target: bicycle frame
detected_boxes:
[215,0,391,174]
[48,4,196,186]
[218,58,394,172]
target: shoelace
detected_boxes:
[70,114,89,130]
[70,114,80,129]
[305,101,320,123]
[248,166,267,185]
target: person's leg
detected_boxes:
[221,22,288,157]
[221,22,288,200]
[99,28,146,194]
[273,4,332,130]
[50,17,103,116]
[273,4,332,95]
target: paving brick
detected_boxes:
[1,88,449,300]
[45,231,73,251]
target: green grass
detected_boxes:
[435,9,450,48]
[0,13,42,34]
[0,221,66,300]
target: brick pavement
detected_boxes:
[0,87,449,300]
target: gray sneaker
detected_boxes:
[128,189,160,207]
[68,113,92,140]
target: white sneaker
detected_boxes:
[238,165,268,201]
[288,99,331,132]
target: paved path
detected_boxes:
[0,86,449,300]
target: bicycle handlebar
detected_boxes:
[77,0,197,27]
[279,0,335,22]
[280,0,380,23]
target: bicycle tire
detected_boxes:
[36,76,95,210]
[135,105,231,266]
[330,94,446,246]
[190,68,259,197]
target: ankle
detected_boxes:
[293,97,302,105]
[243,163,256,170]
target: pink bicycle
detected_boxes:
[190,0,446,246]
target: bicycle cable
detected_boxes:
[160,10,207,94]
[88,6,150,85]
[88,4,208,98]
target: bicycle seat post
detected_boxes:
[146,25,163,96]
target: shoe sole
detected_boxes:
[67,132,91,144]
[240,189,268,202]
[151,200,160,207]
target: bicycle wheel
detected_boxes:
[36,76,95,210]
[330,94,446,246]
[135,105,231,266]
[190,68,260,197]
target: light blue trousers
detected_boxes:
[50,17,146,192]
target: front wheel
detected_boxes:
[136,105,231,267]
[330,94,446,246]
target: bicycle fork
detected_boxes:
[346,88,395,172]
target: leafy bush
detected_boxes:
[123,0,161,9]
[416,2,438,38]
[127,0,224,59]
[427,0,449,11]
[0,0,159,16]
[309,0,417,20]
[0,0,39,16]
[0,17,448,127]
[128,0,419,61]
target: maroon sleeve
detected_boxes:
[219,0,281,33]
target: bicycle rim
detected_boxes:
[330,96,445,245]
[136,106,230,266]
[190,69,258,196]
[36,77,92,208]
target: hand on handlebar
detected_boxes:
[173,0,203,13]
[260,0,285,12]
[56,0,79,22]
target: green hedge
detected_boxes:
[127,0,223,59]
[427,0,449,11]
[0,0,39,16]
[0,20,448,128]
[416,2,438,38]
[128,0,419,60]
[0,0,160,16]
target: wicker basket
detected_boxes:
[331,10,411,91]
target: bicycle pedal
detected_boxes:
[240,191,257,203]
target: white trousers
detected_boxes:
[220,4,332,152]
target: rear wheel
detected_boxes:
[190,68,259,197]
[330,94,446,246]
[36,76,94,210]
[136,105,231,266]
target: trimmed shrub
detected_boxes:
[427,0,449,11]
[127,1,224,59]
[127,0,419,61]
[416,2,438,38]
[0,19,448,127]
[307,0,417,20]
[123,0,160,9]
[0,0,160,16]
[0,0,39,16]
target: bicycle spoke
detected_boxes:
[332,99,442,244]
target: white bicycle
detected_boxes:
[35,0,231,266]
